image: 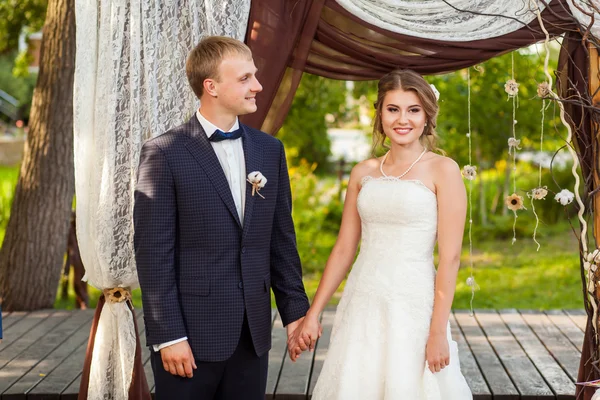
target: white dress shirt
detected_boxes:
[153,109,247,352]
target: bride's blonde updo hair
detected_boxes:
[372,69,441,155]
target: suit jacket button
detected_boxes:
[238,281,243,289]
[241,247,246,254]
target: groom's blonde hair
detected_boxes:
[186,36,253,99]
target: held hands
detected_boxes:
[286,314,322,362]
[426,331,449,373]
[160,340,197,378]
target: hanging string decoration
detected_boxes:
[505,52,526,244]
[461,67,478,315]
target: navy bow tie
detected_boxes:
[209,127,243,142]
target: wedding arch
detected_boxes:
[74,1,600,399]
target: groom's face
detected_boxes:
[214,54,263,116]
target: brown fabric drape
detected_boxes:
[78,296,150,400]
[243,0,576,134]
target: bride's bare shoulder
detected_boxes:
[428,153,461,178]
[351,157,381,182]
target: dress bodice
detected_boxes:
[357,176,438,262]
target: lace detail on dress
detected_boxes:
[312,178,471,399]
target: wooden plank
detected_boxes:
[520,310,581,382]
[500,310,575,399]
[0,311,68,372]
[475,310,553,398]
[449,312,491,399]
[564,309,587,333]
[275,314,318,400]
[60,309,146,399]
[477,310,555,398]
[0,311,55,358]
[307,310,334,398]
[266,313,286,400]
[1,311,28,332]
[545,310,584,352]
[27,309,143,400]
[0,310,94,399]
[454,310,519,399]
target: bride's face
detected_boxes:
[380,89,427,147]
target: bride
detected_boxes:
[288,69,472,399]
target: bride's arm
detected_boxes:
[287,163,365,360]
[428,157,467,371]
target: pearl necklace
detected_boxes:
[380,148,427,179]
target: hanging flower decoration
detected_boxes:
[508,138,521,155]
[528,186,548,200]
[504,79,519,98]
[537,82,552,99]
[505,193,526,211]
[555,189,574,205]
[462,165,477,181]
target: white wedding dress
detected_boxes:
[311,173,472,400]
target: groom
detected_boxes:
[134,36,311,399]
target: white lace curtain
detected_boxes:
[73,1,250,398]
[334,0,549,41]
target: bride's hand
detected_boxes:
[426,332,449,373]
[287,313,322,362]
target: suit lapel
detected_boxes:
[183,117,242,228]
[241,125,263,240]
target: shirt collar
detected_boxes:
[196,109,240,139]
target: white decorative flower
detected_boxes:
[247,171,267,198]
[462,165,477,181]
[466,276,476,287]
[508,138,521,154]
[554,189,574,206]
[528,186,548,200]
[429,83,440,101]
[504,79,519,97]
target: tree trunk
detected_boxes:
[0,0,75,311]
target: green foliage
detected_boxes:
[428,49,563,168]
[0,0,47,54]
[0,51,37,121]
[0,165,19,244]
[286,149,345,274]
[278,73,352,173]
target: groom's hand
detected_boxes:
[160,340,197,378]
[286,317,304,361]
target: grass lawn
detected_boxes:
[57,224,584,311]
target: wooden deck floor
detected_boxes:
[0,308,585,399]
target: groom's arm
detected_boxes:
[134,140,188,346]
[270,141,310,327]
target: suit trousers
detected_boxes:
[151,313,269,400]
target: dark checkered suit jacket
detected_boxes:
[133,116,310,362]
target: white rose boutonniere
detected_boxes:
[247,171,267,199]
